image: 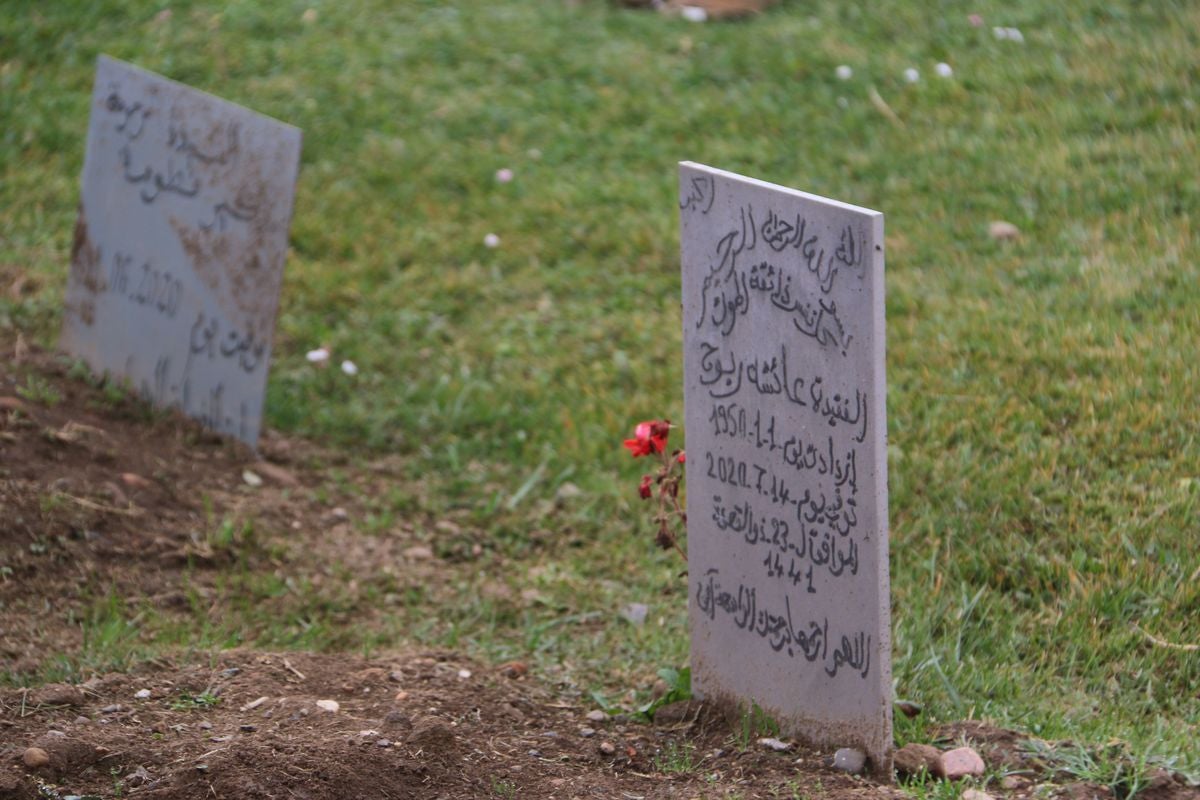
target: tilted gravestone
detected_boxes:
[62,55,301,446]
[679,162,892,773]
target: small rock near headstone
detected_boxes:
[198,721,213,730]
[894,743,942,777]
[586,709,607,723]
[242,469,263,487]
[579,727,596,738]
[23,747,50,769]
[988,220,1020,241]
[497,660,528,678]
[832,747,867,774]
[598,741,617,755]
[961,789,994,800]
[895,700,922,718]
[100,704,122,714]
[376,738,392,748]
[937,746,986,780]
[135,688,151,700]
[316,699,340,713]
[1000,775,1030,791]
[759,737,793,752]
[253,461,300,487]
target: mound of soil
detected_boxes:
[1,336,1197,799]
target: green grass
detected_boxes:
[2,0,1198,786]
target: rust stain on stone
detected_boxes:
[168,143,286,336]
[70,208,105,298]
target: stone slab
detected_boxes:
[61,55,302,446]
[679,162,892,773]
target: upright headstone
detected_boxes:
[62,55,302,446]
[679,162,892,772]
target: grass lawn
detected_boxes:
[2,0,1197,787]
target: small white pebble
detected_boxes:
[1006,27,1024,43]
[904,67,920,83]
[495,168,514,183]
[483,233,500,248]
[316,699,339,713]
[134,689,151,700]
[305,347,329,363]
[341,360,358,376]
[993,26,1008,39]
[835,65,853,81]
[935,62,953,78]
[680,6,708,22]
[457,669,472,679]
[758,737,792,751]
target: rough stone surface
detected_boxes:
[894,743,942,777]
[937,746,986,780]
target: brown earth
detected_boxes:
[1,335,1197,800]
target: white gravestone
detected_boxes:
[679,163,892,772]
[61,55,301,446]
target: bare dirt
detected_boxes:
[1,335,1197,800]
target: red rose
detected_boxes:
[623,420,670,457]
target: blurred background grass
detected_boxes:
[1,0,1197,778]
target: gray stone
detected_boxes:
[680,163,892,773]
[61,55,301,447]
[832,747,867,774]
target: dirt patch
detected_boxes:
[2,333,1197,800]
[1,649,911,800]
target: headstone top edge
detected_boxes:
[95,53,303,140]
[679,161,882,220]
